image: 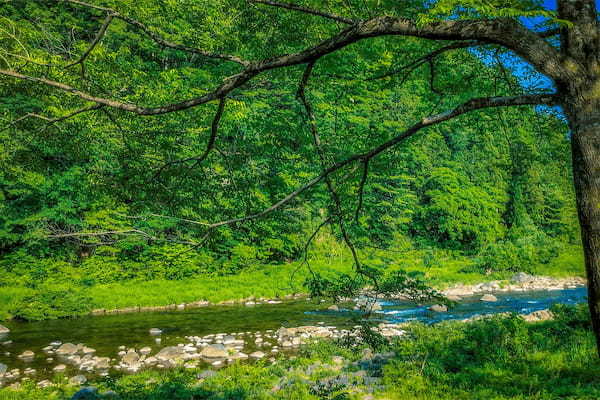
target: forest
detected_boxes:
[0,0,599,399]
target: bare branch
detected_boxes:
[65,13,114,69]
[223,93,557,230]
[47,229,200,246]
[190,97,227,168]
[537,27,561,38]
[250,0,356,25]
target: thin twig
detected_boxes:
[250,0,356,24]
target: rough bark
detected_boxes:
[569,101,600,356]
[557,0,600,357]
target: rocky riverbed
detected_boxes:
[440,273,585,298]
[0,322,406,390]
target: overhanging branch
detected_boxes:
[1,12,565,116]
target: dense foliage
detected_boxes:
[0,0,582,317]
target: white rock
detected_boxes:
[53,364,67,373]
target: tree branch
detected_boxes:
[61,0,249,66]
[151,97,227,179]
[249,0,356,25]
[297,61,362,270]
[370,41,477,80]
[1,15,565,116]
[354,159,369,222]
[65,13,114,69]
[0,104,103,134]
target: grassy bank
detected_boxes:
[0,246,586,321]
[1,304,597,399]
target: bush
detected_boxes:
[417,167,505,251]
[9,287,93,321]
[468,231,562,274]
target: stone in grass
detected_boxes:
[53,364,67,373]
[69,375,87,386]
[332,356,345,365]
[250,351,265,359]
[197,370,217,381]
[480,294,498,302]
[149,328,163,335]
[511,272,535,284]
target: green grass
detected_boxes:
[85,260,348,310]
[1,305,598,399]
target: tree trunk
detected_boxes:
[569,101,600,356]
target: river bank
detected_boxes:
[0,248,586,322]
[57,273,593,318]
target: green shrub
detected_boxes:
[9,287,93,321]
[468,231,562,274]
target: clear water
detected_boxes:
[0,287,587,379]
[376,287,587,323]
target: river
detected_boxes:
[0,287,587,382]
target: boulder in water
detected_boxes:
[156,346,185,363]
[200,344,228,358]
[429,304,448,312]
[53,364,67,373]
[121,350,140,366]
[18,350,34,359]
[480,294,498,302]
[56,343,79,356]
[0,325,9,334]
